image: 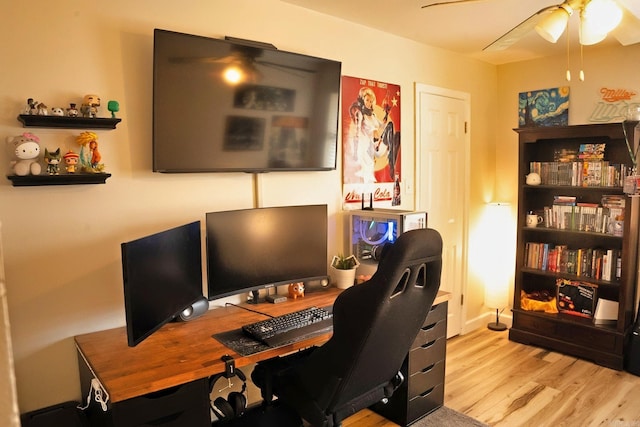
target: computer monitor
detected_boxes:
[121,221,203,347]
[205,205,328,302]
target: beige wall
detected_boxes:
[496,43,640,202]
[1,0,498,413]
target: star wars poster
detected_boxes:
[341,76,401,209]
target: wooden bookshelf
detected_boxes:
[510,121,640,370]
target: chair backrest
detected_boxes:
[290,228,443,421]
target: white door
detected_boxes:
[415,84,469,338]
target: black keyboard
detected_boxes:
[242,306,333,347]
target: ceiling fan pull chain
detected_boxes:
[565,19,571,82]
[579,44,585,82]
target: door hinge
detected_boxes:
[464,121,468,134]
[460,294,464,306]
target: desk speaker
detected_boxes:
[177,296,209,321]
[304,276,330,293]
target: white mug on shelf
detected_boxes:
[526,214,543,228]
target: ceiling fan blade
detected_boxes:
[483,4,559,51]
[611,3,640,46]
[421,0,488,9]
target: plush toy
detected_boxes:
[288,282,305,300]
[7,132,41,176]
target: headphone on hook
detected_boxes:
[209,367,248,421]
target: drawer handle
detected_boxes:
[421,323,436,331]
[421,339,436,349]
[419,387,435,397]
[421,363,435,373]
[145,411,184,425]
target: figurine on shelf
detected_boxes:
[67,103,79,117]
[25,98,38,115]
[36,102,48,115]
[63,150,80,173]
[7,132,41,176]
[107,100,120,118]
[43,148,62,175]
[76,131,104,172]
[50,107,64,116]
[80,94,100,118]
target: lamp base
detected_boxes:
[487,321,507,331]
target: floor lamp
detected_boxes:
[484,202,512,331]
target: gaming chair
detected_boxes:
[252,228,443,427]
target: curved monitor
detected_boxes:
[206,205,327,301]
[121,221,203,346]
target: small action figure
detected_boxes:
[80,94,100,118]
[50,107,64,116]
[107,100,120,118]
[25,98,38,115]
[76,131,103,172]
[67,103,79,117]
[44,148,62,175]
[63,150,80,173]
[36,102,48,115]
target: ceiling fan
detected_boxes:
[421,0,640,52]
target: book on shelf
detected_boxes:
[578,143,606,160]
[524,242,620,282]
[528,161,625,187]
[554,148,578,162]
[542,203,615,234]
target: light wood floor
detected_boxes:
[344,327,640,427]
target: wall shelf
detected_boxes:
[7,173,111,186]
[17,114,121,129]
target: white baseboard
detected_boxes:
[461,309,512,335]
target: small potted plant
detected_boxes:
[331,254,360,289]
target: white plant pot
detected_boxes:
[332,267,357,289]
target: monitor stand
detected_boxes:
[248,290,260,304]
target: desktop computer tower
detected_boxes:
[349,209,427,277]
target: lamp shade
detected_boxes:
[535,5,572,43]
[482,202,513,310]
[485,280,510,309]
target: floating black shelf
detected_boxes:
[7,173,111,186]
[17,114,121,129]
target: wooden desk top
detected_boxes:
[75,289,450,403]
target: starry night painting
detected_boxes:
[519,86,569,127]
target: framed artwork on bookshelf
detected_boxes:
[518,86,570,128]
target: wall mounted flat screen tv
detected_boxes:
[206,205,327,301]
[121,221,203,346]
[153,29,342,173]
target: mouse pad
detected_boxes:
[213,329,270,356]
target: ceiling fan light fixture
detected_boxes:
[535,4,573,43]
[579,12,608,45]
[583,0,623,34]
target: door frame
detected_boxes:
[414,83,471,337]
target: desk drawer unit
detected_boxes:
[78,350,210,427]
[371,301,447,426]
